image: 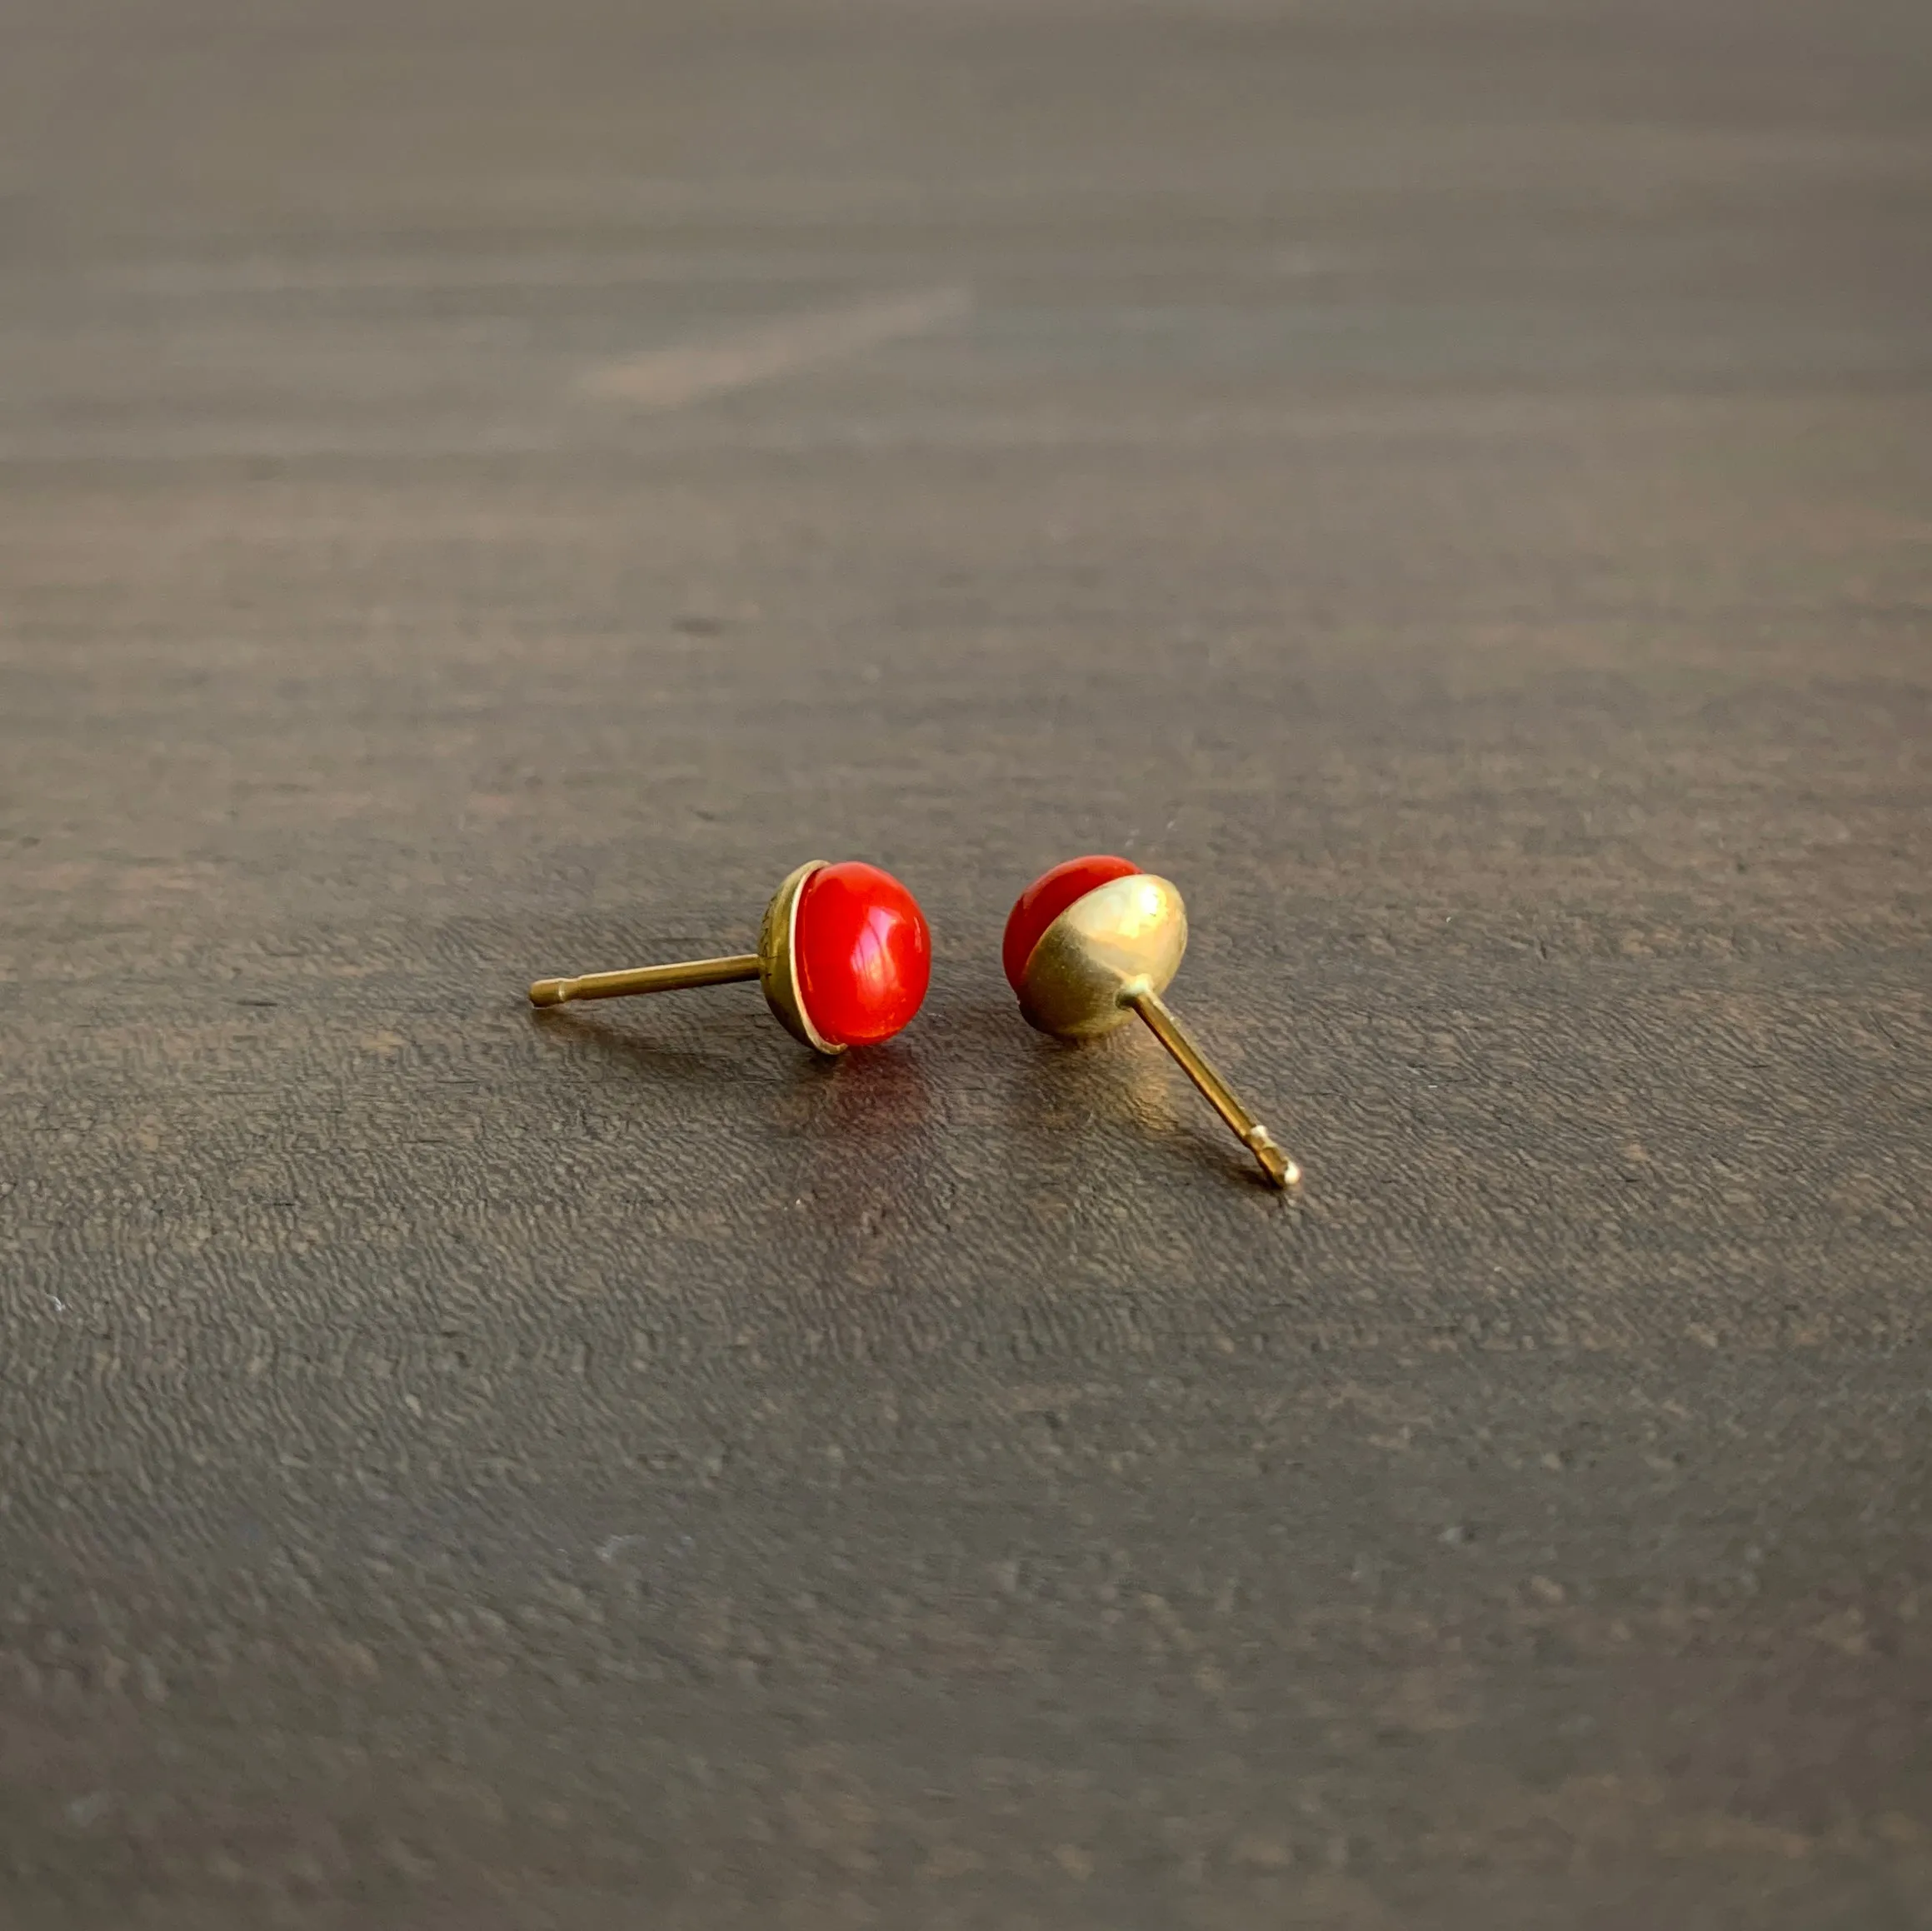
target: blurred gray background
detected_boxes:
[1,1,1929,1925]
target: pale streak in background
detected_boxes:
[578,285,973,409]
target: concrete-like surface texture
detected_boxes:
[2,2,1929,1924]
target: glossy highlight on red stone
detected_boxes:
[794,861,931,1046]
[1001,854,1143,994]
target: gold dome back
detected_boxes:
[1016,871,1188,1038]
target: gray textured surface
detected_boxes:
[2,1,1930,1924]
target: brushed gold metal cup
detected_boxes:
[1011,868,1300,1190]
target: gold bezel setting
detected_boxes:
[757,860,844,1056]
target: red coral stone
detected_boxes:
[794,861,931,1046]
[1001,854,1142,995]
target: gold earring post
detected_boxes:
[1124,985,1297,1189]
[524,861,844,1055]
[530,954,759,1005]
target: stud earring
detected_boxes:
[530,861,931,1055]
[1003,856,1299,1189]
